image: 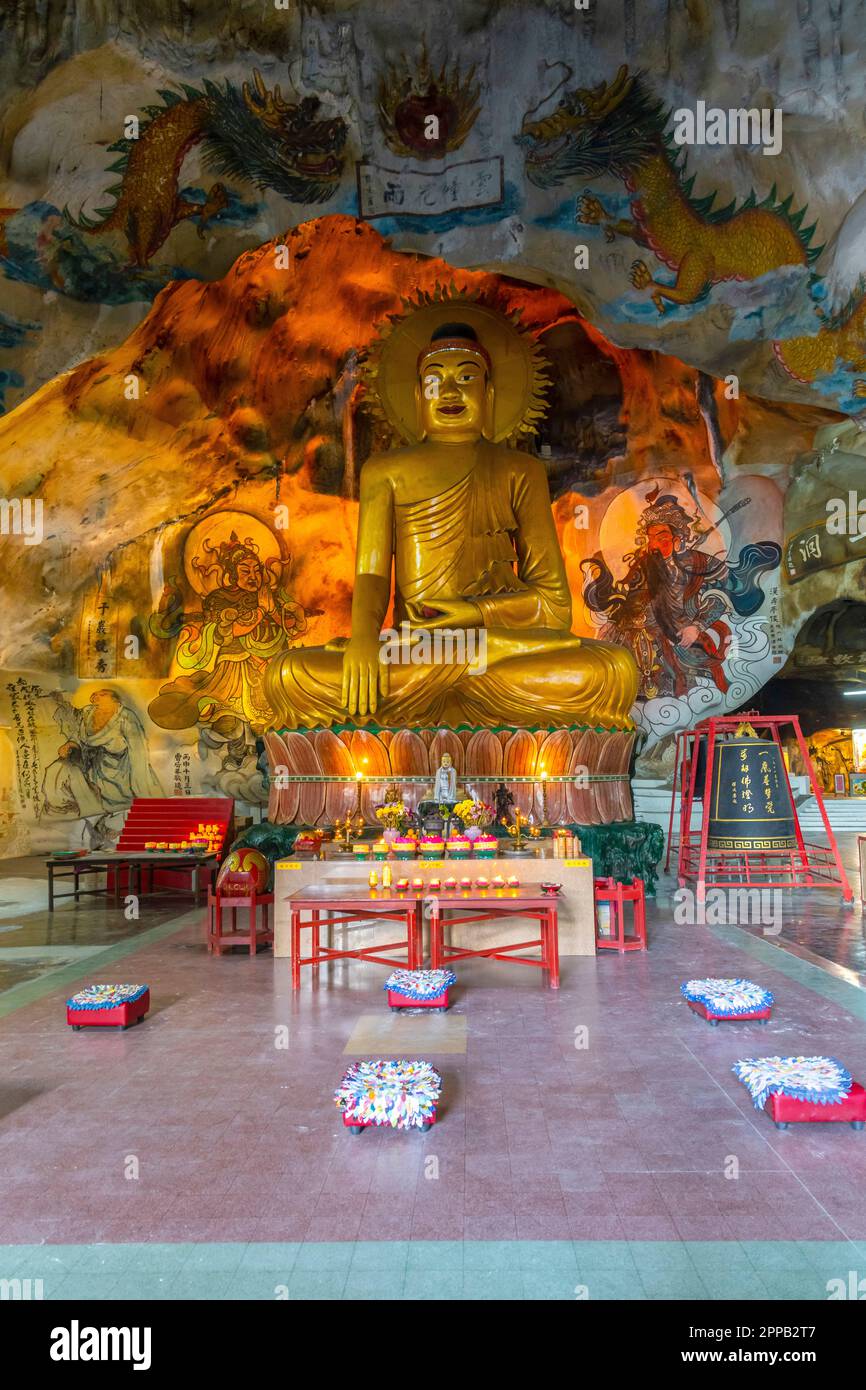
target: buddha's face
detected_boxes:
[416,350,493,442]
[441,754,452,768]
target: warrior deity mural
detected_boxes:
[582,484,781,705]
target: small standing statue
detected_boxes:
[432,752,457,807]
[494,780,515,826]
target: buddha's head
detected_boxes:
[440,753,453,768]
[415,322,494,443]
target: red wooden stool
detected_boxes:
[769,1082,866,1131]
[207,880,274,956]
[594,877,647,953]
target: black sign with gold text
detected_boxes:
[707,736,798,852]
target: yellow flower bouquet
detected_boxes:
[453,798,494,829]
[375,802,408,832]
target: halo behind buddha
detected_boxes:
[365,290,551,445]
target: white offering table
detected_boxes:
[273,846,597,959]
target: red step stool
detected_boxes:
[769,1082,866,1130]
[594,877,647,952]
[111,796,234,895]
[207,883,274,956]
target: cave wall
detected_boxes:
[3,1,866,415]
[2,0,866,853]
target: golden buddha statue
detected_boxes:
[264,295,637,729]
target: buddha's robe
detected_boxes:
[264,445,638,729]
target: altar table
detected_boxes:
[47,852,218,911]
[288,887,422,989]
[430,887,560,989]
[274,852,595,957]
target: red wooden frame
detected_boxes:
[387,988,450,1011]
[666,713,853,904]
[342,1108,437,1134]
[686,999,772,1025]
[67,989,150,1030]
[429,888,560,989]
[288,889,422,989]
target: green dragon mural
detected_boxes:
[517,66,866,391]
[67,70,347,267]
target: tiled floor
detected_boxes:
[1,840,866,1299]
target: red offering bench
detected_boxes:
[288,887,422,989]
[429,887,560,988]
[769,1082,866,1130]
[110,797,233,895]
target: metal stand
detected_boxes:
[667,712,853,904]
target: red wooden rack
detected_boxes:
[666,714,853,904]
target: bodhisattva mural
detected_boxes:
[148,512,309,732]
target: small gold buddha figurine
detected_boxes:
[264,295,637,730]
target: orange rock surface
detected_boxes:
[0,214,831,673]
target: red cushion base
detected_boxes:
[67,990,150,1029]
[342,1107,437,1130]
[687,999,772,1023]
[387,989,449,1009]
[768,1081,866,1124]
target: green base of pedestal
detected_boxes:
[573,821,665,896]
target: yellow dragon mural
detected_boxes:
[517,66,866,392]
[67,71,347,267]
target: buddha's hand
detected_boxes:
[405,598,482,629]
[341,635,390,717]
